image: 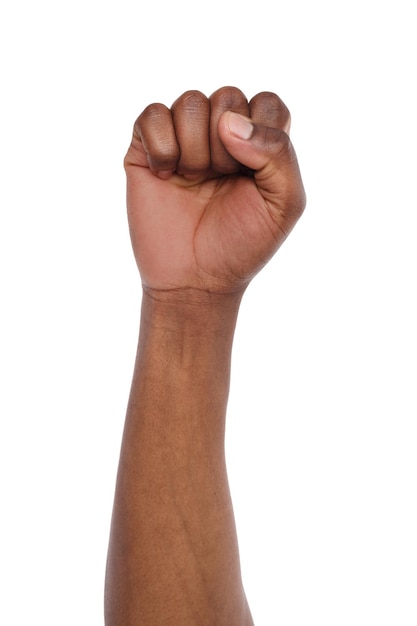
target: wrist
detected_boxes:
[141,285,243,332]
[133,286,241,415]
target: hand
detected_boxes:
[124,86,306,295]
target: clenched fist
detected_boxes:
[124,86,306,295]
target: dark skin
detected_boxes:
[105,86,306,625]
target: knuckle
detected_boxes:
[138,102,168,126]
[135,103,179,171]
[252,91,288,111]
[250,92,291,129]
[173,90,208,113]
[209,86,247,110]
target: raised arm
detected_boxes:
[104,87,305,625]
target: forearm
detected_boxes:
[105,289,253,625]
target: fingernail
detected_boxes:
[227,112,253,140]
[156,170,174,180]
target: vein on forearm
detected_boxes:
[106,289,246,623]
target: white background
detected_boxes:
[1,1,416,624]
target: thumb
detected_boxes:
[218,111,306,222]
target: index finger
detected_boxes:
[209,86,250,174]
[249,92,291,134]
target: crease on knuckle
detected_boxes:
[211,86,247,110]
[180,90,207,112]
[251,92,291,128]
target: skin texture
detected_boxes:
[105,86,306,625]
